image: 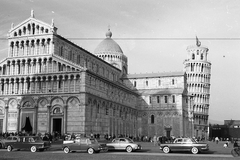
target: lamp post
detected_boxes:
[189,94,195,138]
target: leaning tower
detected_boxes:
[184,37,211,140]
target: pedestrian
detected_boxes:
[215,137,219,144]
[153,135,157,146]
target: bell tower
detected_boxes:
[184,37,211,139]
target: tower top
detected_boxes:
[196,36,201,47]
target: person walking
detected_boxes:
[215,137,219,144]
[153,135,157,146]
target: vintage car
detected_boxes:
[106,138,142,152]
[0,136,19,149]
[159,138,209,154]
[62,137,108,154]
[5,136,51,152]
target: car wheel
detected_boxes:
[163,146,170,153]
[87,148,94,154]
[191,147,199,154]
[30,146,37,153]
[7,145,12,152]
[126,146,133,153]
[63,147,70,153]
[231,148,240,157]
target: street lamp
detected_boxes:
[188,94,195,138]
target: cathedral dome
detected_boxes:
[94,29,123,55]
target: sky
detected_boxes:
[0,0,240,123]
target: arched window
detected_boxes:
[106,107,108,115]
[151,115,154,124]
[97,104,100,113]
[192,54,195,60]
[172,95,175,103]
[201,53,203,60]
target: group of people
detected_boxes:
[213,136,240,148]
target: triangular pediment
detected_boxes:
[9,17,57,37]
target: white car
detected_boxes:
[106,138,142,153]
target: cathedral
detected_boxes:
[0,11,211,139]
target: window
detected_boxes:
[172,95,175,103]
[191,63,194,71]
[192,54,195,60]
[151,115,154,124]
[149,96,152,104]
[146,80,148,86]
[58,79,62,88]
[158,80,161,86]
[77,55,80,64]
[201,53,203,60]
[172,79,175,85]
[176,139,183,143]
[134,81,136,87]
[60,46,63,56]
[106,107,108,115]
[97,104,100,113]
[157,96,160,103]
[164,96,168,103]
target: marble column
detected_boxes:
[63,104,67,134]
[17,105,21,132]
[34,104,38,134]
[4,105,9,132]
[47,104,51,133]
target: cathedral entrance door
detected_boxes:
[52,118,62,136]
[166,130,171,138]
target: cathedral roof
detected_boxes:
[138,88,184,95]
[94,29,123,55]
[125,71,184,79]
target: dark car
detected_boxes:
[62,137,108,154]
[0,136,19,149]
[5,136,51,152]
[159,138,209,154]
[106,138,142,152]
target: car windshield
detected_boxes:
[125,138,134,143]
[191,138,198,143]
[90,138,98,144]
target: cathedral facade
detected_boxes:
[0,12,210,139]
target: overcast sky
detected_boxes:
[0,0,240,123]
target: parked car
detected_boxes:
[159,137,209,154]
[106,138,142,152]
[0,136,19,149]
[5,136,51,152]
[62,137,108,154]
